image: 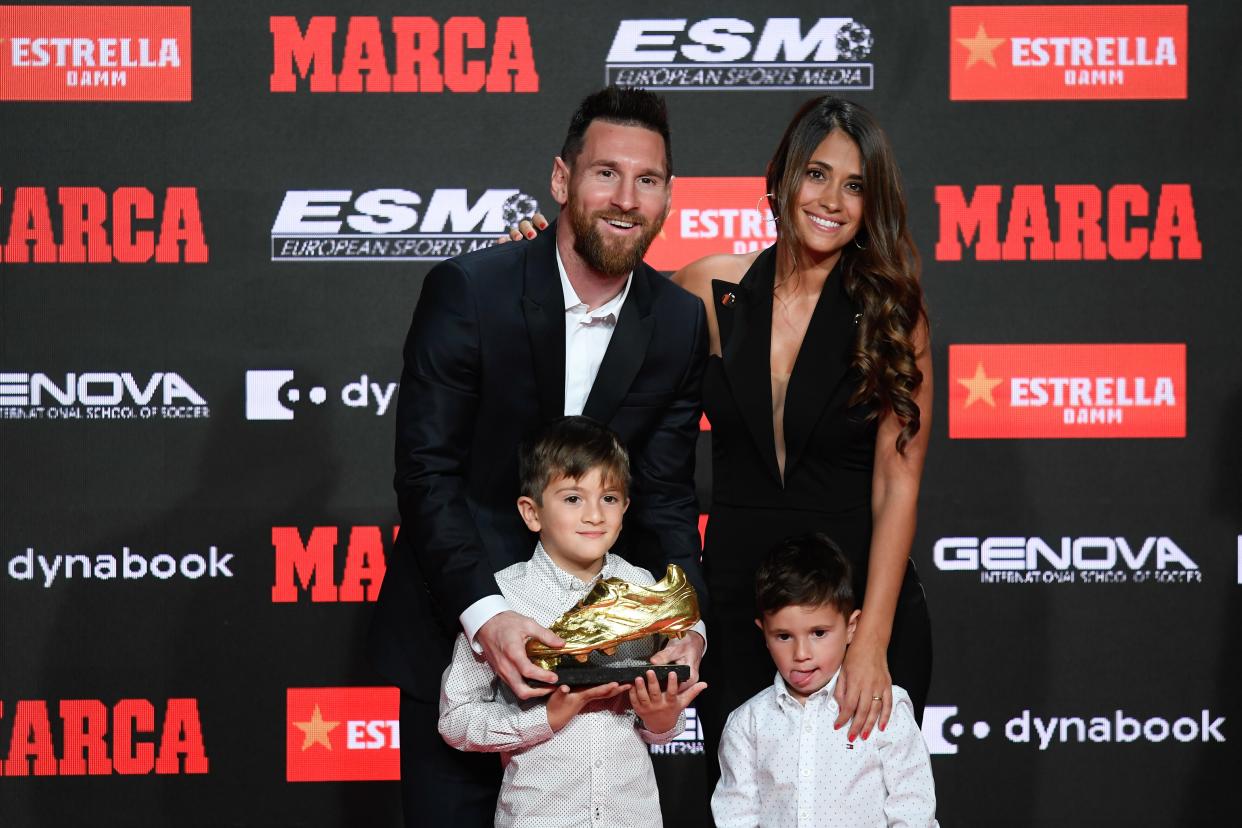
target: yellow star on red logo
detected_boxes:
[293,704,339,751]
[957,24,1005,68]
[958,362,1003,408]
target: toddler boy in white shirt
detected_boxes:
[439,416,707,827]
[712,533,938,828]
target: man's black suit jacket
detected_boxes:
[369,222,709,699]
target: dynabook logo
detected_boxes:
[949,5,1187,100]
[0,371,209,421]
[0,6,191,101]
[270,16,537,93]
[271,526,390,603]
[606,18,874,91]
[245,371,397,421]
[271,189,539,261]
[0,187,209,264]
[644,177,774,272]
[933,536,1200,584]
[286,688,400,781]
[948,344,1185,438]
[934,184,1200,261]
[7,545,234,588]
[0,698,208,776]
[923,705,1224,755]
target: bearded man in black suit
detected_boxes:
[369,86,709,827]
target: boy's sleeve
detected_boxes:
[710,707,761,828]
[438,632,554,753]
[636,710,685,745]
[879,692,940,828]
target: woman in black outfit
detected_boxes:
[672,97,933,786]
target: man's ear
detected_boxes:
[661,174,674,223]
[845,609,861,644]
[516,496,542,533]
[550,157,571,206]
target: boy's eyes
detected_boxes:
[563,495,581,504]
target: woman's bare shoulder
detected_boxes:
[672,251,760,299]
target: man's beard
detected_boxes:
[568,201,664,277]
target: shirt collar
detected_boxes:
[531,541,614,594]
[555,243,632,318]
[773,667,842,710]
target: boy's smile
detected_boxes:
[517,468,629,581]
[757,602,860,704]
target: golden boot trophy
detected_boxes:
[527,564,700,686]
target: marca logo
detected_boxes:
[923,704,1225,754]
[0,6,190,101]
[271,189,539,261]
[271,526,391,603]
[270,16,537,93]
[7,545,234,588]
[950,5,1187,100]
[0,186,208,264]
[245,370,397,421]
[0,371,209,421]
[606,17,874,90]
[949,344,1185,438]
[643,177,774,271]
[286,687,400,781]
[935,184,1200,261]
[0,698,207,776]
[933,536,1201,584]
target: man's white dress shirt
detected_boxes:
[712,670,939,828]
[439,544,682,828]
[457,246,631,646]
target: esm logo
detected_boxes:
[271,189,539,261]
[269,16,537,93]
[606,17,874,90]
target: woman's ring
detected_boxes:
[872,695,882,701]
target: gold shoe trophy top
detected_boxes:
[527,564,700,674]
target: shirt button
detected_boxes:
[801,768,811,777]
[799,809,810,820]
[595,759,604,768]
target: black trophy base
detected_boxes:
[532,663,691,688]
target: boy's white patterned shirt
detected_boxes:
[439,543,683,828]
[712,670,939,828]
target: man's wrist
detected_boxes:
[460,594,511,654]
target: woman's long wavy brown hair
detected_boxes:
[766,96,928,453]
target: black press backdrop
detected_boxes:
[2,1,1240,825]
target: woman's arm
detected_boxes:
[834,321,933,740]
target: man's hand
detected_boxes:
[649,631,706,684]
[630,669,708,735]
[475,610,564,700]
[546,682,631,732]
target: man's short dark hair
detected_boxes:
[755,534,855,618]
[519,416,631,505]
[560,85,673,176]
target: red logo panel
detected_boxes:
[0,6,192,101]
[949,344,1185,439]
[949,5,1186,100]
[286,687,400,782]
[645,177,773,272]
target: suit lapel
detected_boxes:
[521,223,566,422]
[782,261,860,480]
[718,246,783,486]
[582,265,655,423]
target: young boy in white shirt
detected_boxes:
[712,534,939,828]
[439,416,707,827]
